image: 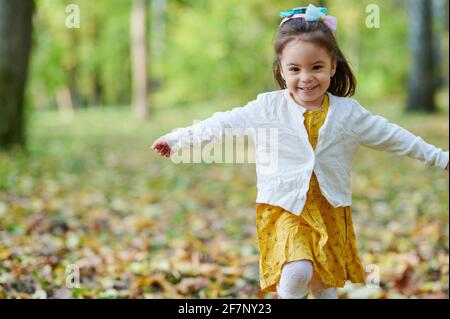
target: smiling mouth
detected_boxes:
[298,85,319,92]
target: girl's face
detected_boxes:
[280,39,336,108]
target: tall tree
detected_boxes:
[406,0,436,112]
[131,0,149,119]
[0,0,35,150]
[432,0,447,90]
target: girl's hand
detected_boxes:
[151,136,172,158]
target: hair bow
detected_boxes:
[279,4,338,32]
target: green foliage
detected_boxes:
[29,0,131,108]
[154,0,279,106]
[28,0,446,109]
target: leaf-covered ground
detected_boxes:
[0,94,448,299]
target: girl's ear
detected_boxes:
[331,59,337,77]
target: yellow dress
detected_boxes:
[256,95,366,293]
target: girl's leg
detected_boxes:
[276,260,313,299]
[310,272,338,299]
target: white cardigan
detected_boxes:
[164,90,449,216]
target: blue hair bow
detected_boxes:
[279,4,337,32]
[279,5,327,18]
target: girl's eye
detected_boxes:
[289,67,299,72]
[313,66,323,70]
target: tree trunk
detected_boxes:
[0,0,35,150]
[56,86,74,122]
[92,72,103,107]
[406,0,436,113]
[131,0,149,119]
[432,0,448,89]
[91,16,103,107]
[67,30,81,108]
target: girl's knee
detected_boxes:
[282,260,313,282]
[277,260,313,299]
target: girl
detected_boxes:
[151,4,449,299]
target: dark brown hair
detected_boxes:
[273,18,356,97]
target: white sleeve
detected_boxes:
[349,100,449,169]
[163,94,265,153]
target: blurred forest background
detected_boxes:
[0,0,448,298]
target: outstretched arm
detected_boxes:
[151,94,266,157]
[348,100,449,170]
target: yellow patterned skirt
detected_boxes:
[256,173,366,292]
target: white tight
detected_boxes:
[277,260,338,299]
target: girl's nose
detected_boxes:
[300,72,313,83]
